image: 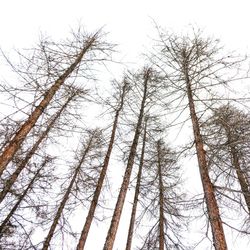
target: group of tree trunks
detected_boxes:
[0,26,249,250]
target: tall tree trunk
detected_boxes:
[42,133,94,250]
[77,81,128,250]
[229,144,250,214]
[157,141,165,250]
[185,67,227,250]
[0,93,76,204]
[103,68,151,250]
[0,36,96,177]
[0,157,49,237]
[125,120,147,250]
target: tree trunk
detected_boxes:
[0,158,49,237]
[0,93,76,204]
[184,64,227,249]
[125,120,147,250]
[103,68,151,250]
[230,145,250,214]
[157,141,165,250]
[0,36,96,177]
[76,82,128,250]
[42,133,94,250]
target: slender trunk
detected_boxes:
[125,120,147,250]
[0,94,75,204]
[0,158,49,237]
[185,71,227,249]
[42,134,94,250]
[157,141,165,250]
[76,82,128,250]
[103,69,151,250]
[230,145,250,214]
[0,36,96,177]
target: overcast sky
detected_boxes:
[0,1,250,249]
[1,1,250,55]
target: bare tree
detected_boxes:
[41,129,103,250]
[0,88,84,204]
[138,139,186,250]
[203,104,250,214]
[0,27,113,177]
[0,155,55,250]
[103,67,163,250]
[76,79,130,250]
[125,118,147,250]
[0,156,51,238]
[148,29,246,249]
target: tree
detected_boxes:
[76,79,130,250]
[0,156,55,249]
[148,29,246,249]
[203,104,250,215]
[138,138,186,250]
[0,156,51,238]
[103,67,163,250]
[41,129,104,250]
[125,118,147,250]
[0,27,113,177]
[0,88,84,204]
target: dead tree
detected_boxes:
[0,154,56,250]
[76,79,130,250]
[125,118,147,250]
[203,104,250,214]
[0,156,51,238]
[0,89,82,204]
[147,29,245,249]
[103,67,162,250]
[139,139,186,250]
[0,28,112,177]
[41,129,102,250]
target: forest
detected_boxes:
[0,25,249,250]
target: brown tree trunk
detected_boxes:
[230,145,250,214]
[0,36,96,177]
[0,93,76,204]
[0,158,49,237]
[157,141,165,250]
[125,120,147,250]
[42,133,94,250]
[185,74,227,249]
[76,82,128,250]
[103,68,151,250]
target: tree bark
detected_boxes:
[76,81,128,250]
[184,62,227,250]
[0,93,76,204]
[125,120,147,250]
[103,68,151,250]
[157,141,165,250]
[0,36,96,177]
[215,114,250,214]
[42,133,94,250]
[229,144,250,214]
[0,158,49,237]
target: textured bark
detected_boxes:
[103,69,151,250]
[0,158,49,237]
[184,64,227,250]
[0,36,96,177]
[125,120,147,250]
[42,134,94,250]
[229,144,250,214]
[214,112,250,214]
[0,94,76,204]
[76,81,128,250]
[157,141,165,250]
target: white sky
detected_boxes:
[1,1,250,249]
